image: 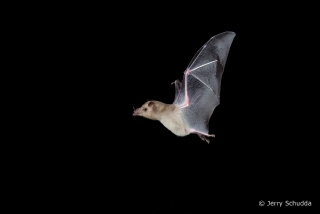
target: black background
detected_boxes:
[49,4,319,213]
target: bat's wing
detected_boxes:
[173,31,236,136]
[172,80,182,104]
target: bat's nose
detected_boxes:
[133,109,140,116]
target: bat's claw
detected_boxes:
[171,80,176,85]
[198,133,215,144]
[200,135,210,144]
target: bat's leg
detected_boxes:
[189,129,215,144]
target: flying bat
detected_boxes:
[133,32,236,143]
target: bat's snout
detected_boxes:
[133,109,141,116]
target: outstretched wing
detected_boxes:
[173,31,236,134]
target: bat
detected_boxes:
[133,32,236,143]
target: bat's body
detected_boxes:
[133,32,236,143]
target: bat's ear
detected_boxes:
[148,101,154,109]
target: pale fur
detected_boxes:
[133,101,190,136]
[159,106,189,136]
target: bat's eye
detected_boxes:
[143,108,147,112]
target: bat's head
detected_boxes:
[132,101,158,120]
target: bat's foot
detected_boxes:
[198,134,215,144]
[191,129,215,144]
[202,136,210,144]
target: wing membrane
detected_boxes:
[173,32,236,134]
